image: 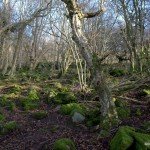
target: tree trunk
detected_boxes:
[61,0,117,119]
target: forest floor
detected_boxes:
[0,72,150,150]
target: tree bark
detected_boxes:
[61,0,118,119]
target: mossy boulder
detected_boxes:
[32,111,48,120]
[53,138,76,150]
[60,103,86,116]
[0,121,18,135]
[110,126,150,150]
[53,91,77,104]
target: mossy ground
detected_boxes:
[0,67,149,149]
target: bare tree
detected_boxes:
[60,0,118,119]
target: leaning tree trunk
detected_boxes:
[61,0,118,119]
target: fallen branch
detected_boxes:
[116,96,149,105]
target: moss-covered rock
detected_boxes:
[53,138,76,150]
[53,91,77,104]
[32,111,48,120]
[0,121,18,135]
[110,126,150,150]
[60,103,86,115]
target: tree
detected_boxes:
[114,0,149,72]
[61,0,118,120]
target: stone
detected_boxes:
[72,112,85,123]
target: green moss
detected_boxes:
[27,88,39,101]
[0,96,16,111]
[114,98,130,119]
[21,99,39,111]
[0,121,18,135]
[115,99,127,108]
[110,126,150,150]
[46,89,57,104]
[60,103,86,115]
[7,101,16,111]
[0,114,5,122]
[32,111,48,120]
[54,91,77,104]
[116,107,130,119]
[86,108,100,127]
[143,89,150,95]
[0,95,8,106]
[109,69,126,77]
[110,126,134,150]
[20,88,39,111]
[132,132,150,150]
[10,85,21,94]
[53,138,76,150]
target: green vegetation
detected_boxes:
[0,95,8,107]
[114,98,130,119]
[53,91,77,104]
[60,103,86,115]
[143,89,150,95]
[110,126,150,150]
[0,113,5,122]
[109,68,126,77]
[32,111,48,120]
[86,108,101,127]
[53,138,76,150]
[0,121,18,135]
[21,99,39,111]
[9,85,21,94]
[27,88,39,101]
[116,107,130,119]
